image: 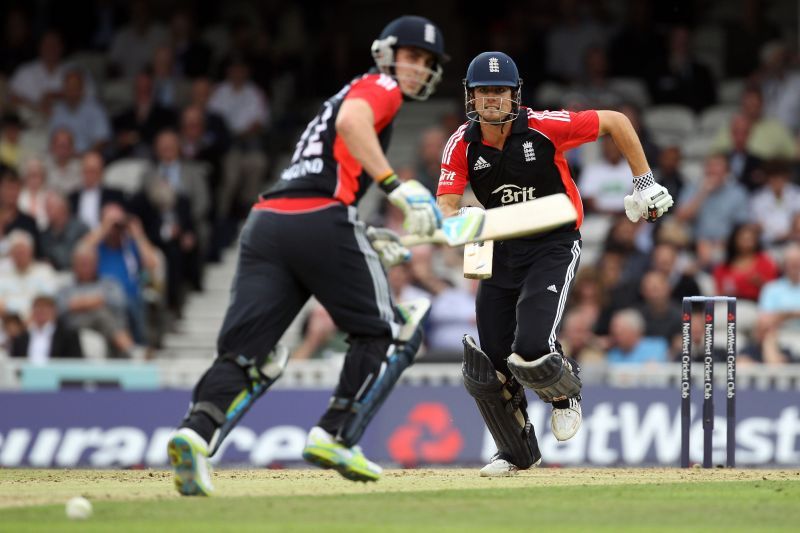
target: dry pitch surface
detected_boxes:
[1,468,799,532]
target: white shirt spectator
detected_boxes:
[0,259,58,317]
[751,183,800,244]
[208,82,269,135]
[44,155,82,195]
[579,158,630,212]
[77,187,102,229]
[109,24,168,78]
[9,60,67,105]
[18,189,49,230]
[49,99,111,153]
[28,322,55,366]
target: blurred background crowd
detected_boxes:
[0,0,799,371]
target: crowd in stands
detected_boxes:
[0,1,799,367]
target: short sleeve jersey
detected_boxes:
[437,107,599,229]
[264,73,403,206]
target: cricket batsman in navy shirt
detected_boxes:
[167,16,448,494]
[437,52,674,476]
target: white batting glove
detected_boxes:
[383,177,442,236]
[623,171,674,223]
[366,226,411,269]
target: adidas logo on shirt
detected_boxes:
[547,284,558,294]
[473,156,491,171]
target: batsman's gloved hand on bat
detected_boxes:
[380,174,442,236]
[366,226,411,269]
[623,171,674,223]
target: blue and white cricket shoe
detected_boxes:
[168,428,215,496]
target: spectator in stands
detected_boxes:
[545,0,607,83]
[562,45,622,110]
[676,153,750,268]
[567,266,606,325]
[414,126,448,194]
[188,78,230,155]
[11,294,82,363]
[604,215,650,278]
[751,160,800,246]
[0,231,57,318]
[18,158,50,230]
[0,7,35,78]
[713,223,778,302]
[111,70,178,160]
[169,10,211,78]
[757,244,800,341]
[108,0,168,79]
[560,307,604,364]
[0,168,40,256]
[648,25,717,112]
[151,45,181,108]
[727,114,764,191]
[427,280,479,352]
[653,145,684,204]
[48,69,111,154]
[606,308,669,365]
[712,85,796,160]
[8,30,66,116]
[2,312,25,353]
[41,191,88,271]
[144,130,209,249]
[68,152,125,230]
[649,241,702,303]
[179,106,228,205]
[637,270,682,345]
[291,303,339,360]
[754,41,800,134]
[80,203,159,344]
[723,0,781,78]
[57,244,134,357]
[579,136,631,214]
[208,56,269,220]
[0,112,23,169]
[130,163,197,315]
[740,314,792,365]
[594,250,640,336]
[44,128,82,195]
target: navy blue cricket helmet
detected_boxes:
[371,15,448,100]
[463,51,523,124]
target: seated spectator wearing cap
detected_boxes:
[0,230,57,318]
[606,308,670,365]
[11,294,82,364]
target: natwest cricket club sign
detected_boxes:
[1,387,799,467]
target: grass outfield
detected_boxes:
[1,468,799,532]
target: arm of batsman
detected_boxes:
[623,175,674,223]
[366,226,411,268]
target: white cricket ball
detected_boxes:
[65,496,93,520]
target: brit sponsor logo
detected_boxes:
[491,183,536,204]
[473,156,491,171]
[523,141,536,161]
[438,169,456,186]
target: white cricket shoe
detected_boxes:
[551,397,582,441]
[168,427,214,496]
[479,453,542,477]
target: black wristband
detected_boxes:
[378,173,400,194]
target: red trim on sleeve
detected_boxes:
[528,110,599,151]
[437,123,469,196]
[554,152,584,230]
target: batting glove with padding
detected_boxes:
[381,175,442,236]
[366,226,411,269]
[623,171,674,223]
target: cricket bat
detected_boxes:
[463,240,494,279]
[400,193,578,247]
